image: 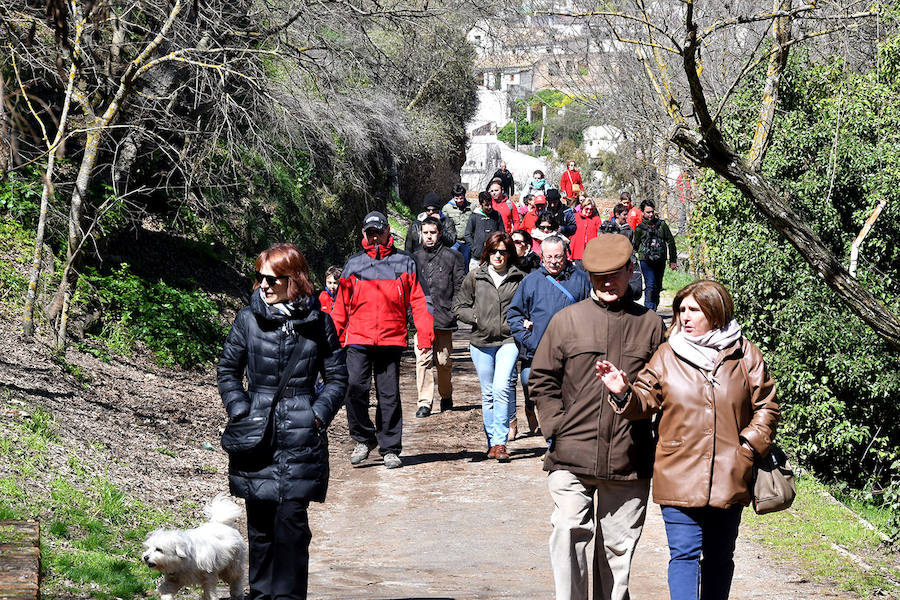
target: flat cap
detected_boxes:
[582,234,633,275]
[362,211,389,231]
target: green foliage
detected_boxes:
[0,216,33,306]
[534,88,573,108]
[691,38,900,540]
[78,263,227,369]
[497,117,536,145]
[0,167,43,225]
[0,399,175,599]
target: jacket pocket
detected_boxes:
[660,439,683,455]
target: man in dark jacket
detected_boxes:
[507,235,590,434]
[632,199,678,311]
[331,211,434,469]
[412,217,466,417]
[464,191,503,271]
[491,160,515,197]
[530,234,665,600]
[405,192,457,252]
[545,189,577,237]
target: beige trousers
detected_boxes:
[547,470,650,600]
[414,330,453,409]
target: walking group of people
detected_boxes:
[215,171,780,600]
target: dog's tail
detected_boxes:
[204,493,243,527]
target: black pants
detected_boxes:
[345,345,403,455]
[245,499,311,600]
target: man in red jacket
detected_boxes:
[331,211,434,469]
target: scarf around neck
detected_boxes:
[668,318,743,374]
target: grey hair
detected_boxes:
[541,235,568,255]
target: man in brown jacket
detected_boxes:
[530,234,665,600]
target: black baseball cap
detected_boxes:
[362,211,388,231]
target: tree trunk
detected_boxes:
[53,128,101,349]
[672,126,900,350]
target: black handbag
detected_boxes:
[220,333,308,459]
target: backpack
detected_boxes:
[639,220,665,262]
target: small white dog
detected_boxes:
[142,493,248,600]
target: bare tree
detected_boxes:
[526,0,900,349]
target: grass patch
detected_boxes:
[0,398,180,599]
[743,473,900,598]
[662,267,694,293]
[0,216,33,307]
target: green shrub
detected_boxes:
[497,118,536,145]
[79,263,227,369]
[0,167,43,225]
[691,42,900,541]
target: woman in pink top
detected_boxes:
[569,198,602,262]
[560,160,584,203]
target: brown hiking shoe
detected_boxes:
[495,445,511,462]
[487,446,498,459]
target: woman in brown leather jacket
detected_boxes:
[596,280,779,600]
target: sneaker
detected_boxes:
[440,397,453,412]
[349,441,377,465]
[415,406,431,418]
[383,452,403,469]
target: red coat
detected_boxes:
[520,207,544,234]
[560,169,583,200]
[330,236,434,349]
[570,213,602,260]
[318,290,335,314]
[493,196,521,233]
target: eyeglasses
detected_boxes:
[513,240,527,246]
[538,225,554,231]
[364,227,385,235]
[489,248,509,256]
[255,272,288,287]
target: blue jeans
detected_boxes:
[661,505,743,600]
[452,241,471,270]
[520,359,532,413]
[640,260,665,311]
[470,343,518,447]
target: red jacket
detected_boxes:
[330,236,434,349]
[493,196,520,233]
[570,213,602,260]
[318,290,335,314]
[627,206,643,230]
[521,207,544,233]
[560,169,583,200]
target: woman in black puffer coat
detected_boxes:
[218,243,347,600]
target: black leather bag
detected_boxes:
[220,336,307,459]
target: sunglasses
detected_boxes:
[489,248,509,256]
[538,225,554,231]
[255,271,288,287]
[513,239,527,246]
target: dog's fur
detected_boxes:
[142,493,247,600]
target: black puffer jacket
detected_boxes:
[217,291,347,503]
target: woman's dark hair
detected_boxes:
[533,169,545,178]
[479,231,520,266]
[640,198,656,210]
[451,183,466,197]
[671,280,735,333]
[511,228,533,247]
[254,243,314,299]
[537,211,559,229]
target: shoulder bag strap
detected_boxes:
[545,274,576,304]
[268,325,311,417]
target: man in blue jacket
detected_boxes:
[507,235,591,433]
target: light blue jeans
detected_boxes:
[470,343,519,447]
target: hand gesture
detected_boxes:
[523,319,533,331]
[595,360,628,395]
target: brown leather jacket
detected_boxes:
[531,295,665,480]
[614,338,779,508]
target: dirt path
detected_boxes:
[307,322,837,600]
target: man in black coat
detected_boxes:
[405,192,457,252]
[491,161,515,197]
[412,217,466,416]
[545,189,577,237]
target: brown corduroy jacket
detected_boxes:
[613,338,779,508]
[531,295,665,480]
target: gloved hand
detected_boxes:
[227,400,250,421]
